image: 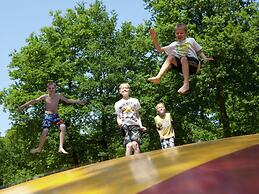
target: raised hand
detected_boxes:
[149,29,157,39]
[78,98,88,105]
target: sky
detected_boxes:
[0,0,151,136]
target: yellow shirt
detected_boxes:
[154,113,175,139]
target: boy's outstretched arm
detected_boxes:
[60,94,88,105]
[149,29,164,53]
[76,99,88,105]
[18,95,45,112]
[198,50,214,62]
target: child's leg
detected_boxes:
[126,142,133,156]
[177,56,190,94]
[30,128,48,154]
[132,141,140,154]
[148,55,176,84]
[58,124,68,154]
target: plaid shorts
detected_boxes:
[161,137,175,149]
[121,125,141,147]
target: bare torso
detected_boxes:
[42,93,61,114]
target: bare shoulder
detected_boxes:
[56,93,65,99]
[56,93,63,97]
[56,93,68,101]
[130,97,140,102]
[37,94,48,100]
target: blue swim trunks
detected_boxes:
[42,113,64,129]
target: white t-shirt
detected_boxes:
[114,97,141,127]
[163,37,202,59]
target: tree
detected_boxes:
[143,0,259,139]
[0,1,153,186]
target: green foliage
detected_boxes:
[144,0,259,137]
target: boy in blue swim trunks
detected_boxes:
[18,82,87,154]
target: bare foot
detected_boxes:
[177,83,189,95]
[148,76,161,84]
[58,147,68,154]
[30,148,42,154]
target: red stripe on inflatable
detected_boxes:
[139,144,259,194]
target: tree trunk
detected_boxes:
[215,77,231,137]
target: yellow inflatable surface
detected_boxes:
[2,134,259,194]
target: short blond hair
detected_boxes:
[119,83,130,90]
[155,102,165,110]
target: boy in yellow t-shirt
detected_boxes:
[154,102,175,149]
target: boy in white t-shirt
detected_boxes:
[154,102,175,149]
[148,23,213,95]
[114,83,146,156]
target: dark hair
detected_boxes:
[175,23,187,33]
